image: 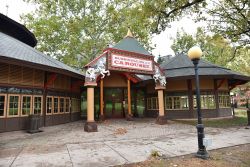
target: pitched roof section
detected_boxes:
[112,37,151,56]
[0,32,84,78]
[160,54,250,81]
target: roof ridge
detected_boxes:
[161,54,180,67]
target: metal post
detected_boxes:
[193,59,209,159]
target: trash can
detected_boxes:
[28,114,41,133]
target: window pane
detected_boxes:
[219,92,230,108]
[46,97,52,114]
[34,97,42,115]
[22,96,31,115]
[60,98,64,113]
[194,93,215,109]
[0,95,5,116]
[54,97,59,113]
[180,96,189,109]
[165,97,172,109]
[152,98,157,109]
[9,96,19,116]
[173,97,180,109]
[65,98,70,113]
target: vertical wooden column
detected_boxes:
[158,90,165,116]
[127,79,131,115]
[155,85,167,125]
[100,79,104,121]
[84,85,97,132]
[134,89,138,117]
[87,87,94,122]
[126,79,133,120]
[214,79,220,117]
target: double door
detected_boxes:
[104,88,125,118]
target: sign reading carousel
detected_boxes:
[110,54,153,72]
[107,51,155,75]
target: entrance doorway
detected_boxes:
[104,88,125,118]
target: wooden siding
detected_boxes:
[166,80,188,91]
[103,72,127,87]
[47,73,71,90]
[192,78,214,90]
[0,62,44,87]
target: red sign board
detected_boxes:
[111,54,153,71]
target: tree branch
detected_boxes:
[160,0,205,18]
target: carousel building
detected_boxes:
[1,14,250,132]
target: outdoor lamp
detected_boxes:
[188,46,209,159]
[188,46,202,60]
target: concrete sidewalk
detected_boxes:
[0,120,249,167]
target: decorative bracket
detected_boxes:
[153,65,166,87]
[85,56,110,85]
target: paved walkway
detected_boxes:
[0,119,249,167]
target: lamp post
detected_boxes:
[188,46,209,159]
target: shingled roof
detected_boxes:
[0,32,84,79]
[160,54,250,82]
[112,36,151,56]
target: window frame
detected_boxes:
[21,95,32,117]
[0,94,7,118]
[165,96,189,110]
[59,97,65,114]
[7,94,20,117]
[71,98,80,113]
[218,92,231,108]
[33,95,43,115]
[46,96,53,115]
[53,96,59,114]
[146,97,159,110]
[193,93,216,109]
[65,97,70,113]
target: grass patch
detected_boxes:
[174,109,248,128]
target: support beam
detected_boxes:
[155,85,167,125]
[84,86,97,132]
[126,79,133,121]
[216,79,226,90]
[214,79,220,117]
[100,79,104,121]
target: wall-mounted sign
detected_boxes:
[110,54,154,72]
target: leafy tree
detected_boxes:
[197,0,250,46]
[171,28,250,74]
[22,0,206,69]
[22,0,153,68]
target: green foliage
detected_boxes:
[22,0,249,71]
[197,0,250,46]
[22,0,206,69]
[151,150,161,158]
[171,28,250,75]
[22,0,153,68]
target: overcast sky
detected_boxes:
[0,0,204,57]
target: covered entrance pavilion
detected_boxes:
[83,30,167,132]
